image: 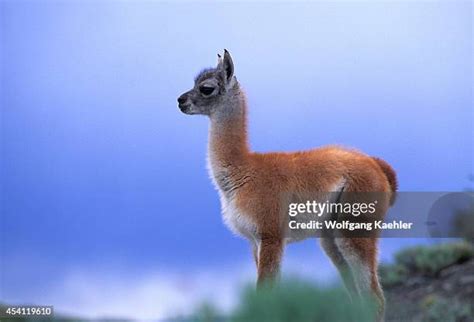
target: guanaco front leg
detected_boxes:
[256,238,284,288]
[251,240,260,269]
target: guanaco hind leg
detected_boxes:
[331,186,389,321]
[320,237,358,299]
[336,237,385,321]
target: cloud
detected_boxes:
[1,241,426,320]
[49,257,338,320]
[1,254,337,320]
[37,264,255,320]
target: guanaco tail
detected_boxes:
[177,50,397,321]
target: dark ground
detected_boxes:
[385,259,474,322]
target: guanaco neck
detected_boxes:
[208,85,250,193]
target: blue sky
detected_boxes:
[1,0,472,319]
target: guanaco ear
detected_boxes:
[218,49,234,83]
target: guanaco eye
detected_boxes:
[199,86,215,96]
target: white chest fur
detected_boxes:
[219,193,258,239]
[207,154,257,240]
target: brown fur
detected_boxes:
[210,97,397,318]
[209,98,395,321]
[179,52,397,321]
[372,157,398,205]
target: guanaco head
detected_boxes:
[177,49,237,116]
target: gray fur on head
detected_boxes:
[177,50,241,118]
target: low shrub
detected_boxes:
[229,279,375,322]
[378,263,409,287]
[393,241,474,276]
